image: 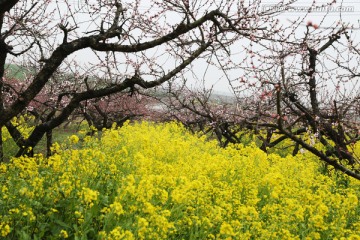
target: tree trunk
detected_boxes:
[0,126,3,162]
[46,130,53,157]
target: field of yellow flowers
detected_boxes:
[1,121,360,239]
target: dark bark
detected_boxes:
[0,40,6,160]
[260,129,273,152]
[88,10,220,53]
[0,15,8,157]
[0,128,3,161]
[292,142,300,156]
[46,130,52,157]
[307,48,320,115]
[0,0,19,13]
[5,121,26,147]
[1,37,93,126]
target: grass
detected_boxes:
[2,122,83,161]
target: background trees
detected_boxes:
[2,0,360,180]
[161,5,360,179]
[0,0,287,157]
[234,20,360,179]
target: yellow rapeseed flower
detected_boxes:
[0,223,10,237]
[110,201,124,216]
[59,229,69,238]
[219,222,236,237]
[80,187,99,207]
[2,121,360,239]
[69,135,79,144]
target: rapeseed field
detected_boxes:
[1,121,360,239]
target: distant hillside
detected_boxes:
[4,64,33,80]
[210,91,236,104]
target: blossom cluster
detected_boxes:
[1,121,360,239]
